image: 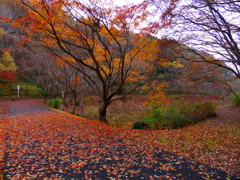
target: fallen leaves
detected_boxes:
[0,117,7,177]
[0,101,239,179]
[0,110,237,179]
[0,105,9,116]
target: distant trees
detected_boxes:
[144,0,239,95]
[0,52,17,83]
[159,0,240,79]
[0,28,17,83]
[156,38,231,95]
[0,0,28,83]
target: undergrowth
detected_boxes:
[142,101,217,130]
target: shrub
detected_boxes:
[231,92,240,106]
[177,101,217,122]
[143,104,189,130]
[84,106,99,119]
[19,84,45,97]
[47,98,62,109]
[0,84,14,97]
[84,97,93,102]
[143,100,217,130]
[75,101,80,106]
[163,106,189,129]
[132,121,149,130]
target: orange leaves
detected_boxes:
[0,99,239,178]
[144,80,170,107]
[0,17,11,23]
[56,58,65,67]
[68,161,88,169]
[72,76,81,86]
[56,56,76,67]
[0,117,7,176]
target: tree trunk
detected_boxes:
[98,102,109,124]
[44,94,47,104]
[60,98,65,111]
[60,92,67,111]
[79,96,85,117]
[71,94,77,114]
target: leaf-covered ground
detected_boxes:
[0,100,239,179]
[0,105,9,116]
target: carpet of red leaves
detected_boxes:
[0,96,239,179]
[0,105,9,116]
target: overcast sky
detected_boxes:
[113,0,143,6]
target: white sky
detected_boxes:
[112,0,143,6]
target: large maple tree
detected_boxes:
[10,0,161,123]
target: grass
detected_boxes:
[83,96,147,127]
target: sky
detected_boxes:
[112,0,143,6]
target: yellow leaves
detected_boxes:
[0,51,17,71]
[56,56,76,67]
[126,71,141,82]
[130,37,159,63]
[94,45,108,62]
[159,58,170,68]
[63,56,76,64]
[85,58,94,65]
[56,58,64,67]
[160,58,183,68]
[144,80,170,107]
[40,36,56,47]
[0,28,6,38]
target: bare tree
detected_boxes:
[164,0,240,78]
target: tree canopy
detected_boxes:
[6,0,162,123]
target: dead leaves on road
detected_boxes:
[0,111,239,179]
[0,118,7,178]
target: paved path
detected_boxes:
[0,100,53,118]
[0,101,238,179]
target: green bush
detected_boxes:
[177,101,217,122]
[143,104,189,130]
[143,101,217,130]
[47,98,62,109]
[84,97,93,102]
[0,84,14,97]
[231,92,240,106]
[75,101,80,106]
[20,84,45,97]
[132,121,149,130]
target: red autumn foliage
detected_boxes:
[0,71,17,83]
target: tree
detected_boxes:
[160,0,240,79]
[0,50,17,83]
[156,38,230,95]
[12,0,160,124]
[0,0,29,83]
